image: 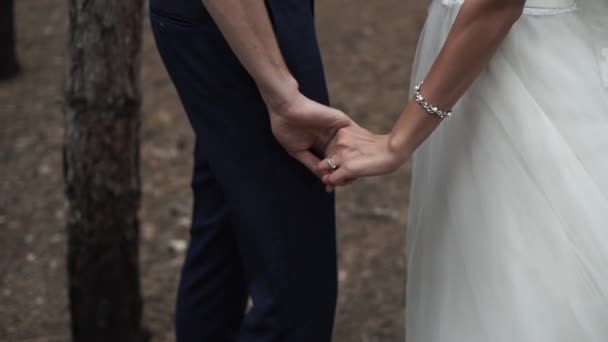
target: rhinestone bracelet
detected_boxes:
[414,81,452,119]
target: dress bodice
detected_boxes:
[441,0,578,15]
[526,0,576,8]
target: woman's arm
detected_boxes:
[321,0,525,187]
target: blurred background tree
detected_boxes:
[0,0,20,79]
[63,0,148,341]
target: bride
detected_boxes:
[320,0,608,341]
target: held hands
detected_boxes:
[267,91,354,178]
[318,125,410,191]
[264,84,410,189]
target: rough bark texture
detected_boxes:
[0,0,19,79]
[63,0,147,341]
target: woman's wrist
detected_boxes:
[387,104,419,162]
[388,99,443,161]
[386,131,413,166]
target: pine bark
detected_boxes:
[63,0,147,341]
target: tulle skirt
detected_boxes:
[406,1,608,341]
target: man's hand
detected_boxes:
[201,0,353,177]
[268,92,353,178]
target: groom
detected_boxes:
[149,0,352,341]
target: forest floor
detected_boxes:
[1,0,428,341]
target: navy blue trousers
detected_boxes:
[149,1,338,341]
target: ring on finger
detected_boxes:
[327,156,338,170]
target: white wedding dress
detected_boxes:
[406,0,608,341]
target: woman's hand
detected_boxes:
[318,125,410,190]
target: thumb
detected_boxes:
[304,99,352,128]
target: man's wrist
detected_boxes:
[258,74,300,114]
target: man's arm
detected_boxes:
[201,0,297,108]
[202,0,352,175]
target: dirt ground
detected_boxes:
[0,0,429,341]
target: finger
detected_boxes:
[324,175,355,190]
[293,150,323,178]
[327,167,352,187]
[318,129,342,164]
[323,175,335,193]
[306,104,356,151]
[322,174,336,193]
[317,119,361,155]
[317,158,331,173]
[307,101,352,127]
[318,154,341,174]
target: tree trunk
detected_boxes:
[63,0,147,341]
[0,0,19,79]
